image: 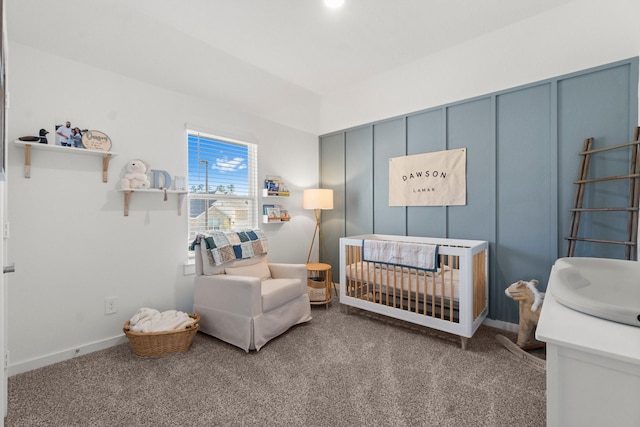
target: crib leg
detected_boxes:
[460,337,468,351]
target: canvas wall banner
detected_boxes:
[388,148,466,206]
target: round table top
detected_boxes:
[306,262,331,271]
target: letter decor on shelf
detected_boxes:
[150,169,172,190]
[388,148,466,206]
[81,130,112,151]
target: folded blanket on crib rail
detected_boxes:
[363,239,438,272]
[129,308,195,333]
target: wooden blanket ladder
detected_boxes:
[566,126,640,260]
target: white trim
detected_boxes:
[8,334,128,376]
[482,317,519,334]
[184,123,258,146]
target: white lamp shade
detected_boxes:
[303,189,334,210]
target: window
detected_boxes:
[187,130,258,247]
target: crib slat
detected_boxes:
[347,245,352,297]
[399,266,404,310]
[385,265,390,306]
[431,271,436,318]
[413,269,417,314]
[345,246,355,296]
[392,266,397,308]
[421,269,426,315]
[357,246,361,299]
[449,255,454,322]
[349,245,354,297]
[372,262,377,302]
[440,260,445,320]
[358,247,363,300]
[344,245,353,297]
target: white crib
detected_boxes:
[339,234,489,349]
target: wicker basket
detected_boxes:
[307,278,327,302]
[123,313,200,357]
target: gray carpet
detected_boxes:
[6,303,546,426]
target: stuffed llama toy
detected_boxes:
[120,159,150,190]
[504,279,545,349]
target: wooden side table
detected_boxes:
[306,263,332,308]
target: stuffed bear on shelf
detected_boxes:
[120,159,151,190]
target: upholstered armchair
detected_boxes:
[192,230,312,352]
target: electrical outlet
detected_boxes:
[105,297,117,315]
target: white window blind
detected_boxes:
[187,130,258,246]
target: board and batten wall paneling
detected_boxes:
[496,83,554,322]
[319,57,638,324]
[446,98,495,242]
[406,109,447,237]
[344,126,374,237]
[373,118,407,235]
[557,63,637,259]
[319,132,345,274]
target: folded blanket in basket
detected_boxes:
[129,308,195,333]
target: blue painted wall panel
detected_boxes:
[319,132,345,273]
[406,109,447,237]
[558,64,636,259]
[446,98,494,241]
[373,118,406,235]
[496,84,553,320]
[345,127,373,237]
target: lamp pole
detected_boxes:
[306,208,321,264]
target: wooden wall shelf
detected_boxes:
[262,215,291,223]
[14,140,117,182]
[119,189,187,216]
[262,189,290,197]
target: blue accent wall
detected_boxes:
[319,57,638,324]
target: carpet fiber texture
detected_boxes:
[6,303,546,426]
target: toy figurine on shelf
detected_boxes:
[39,128,49,144]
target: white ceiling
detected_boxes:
[7,0,573,132]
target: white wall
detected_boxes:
[319,0,640,134]
[5,43,318,374]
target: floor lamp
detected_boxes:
[303,189,333,264]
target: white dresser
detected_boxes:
[537,280,640,427]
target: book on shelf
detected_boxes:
[264,175,289,194]
[263,204,290,221]
[262,204,275,215]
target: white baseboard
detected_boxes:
[482,317,519,334]
[8,334,128,376]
